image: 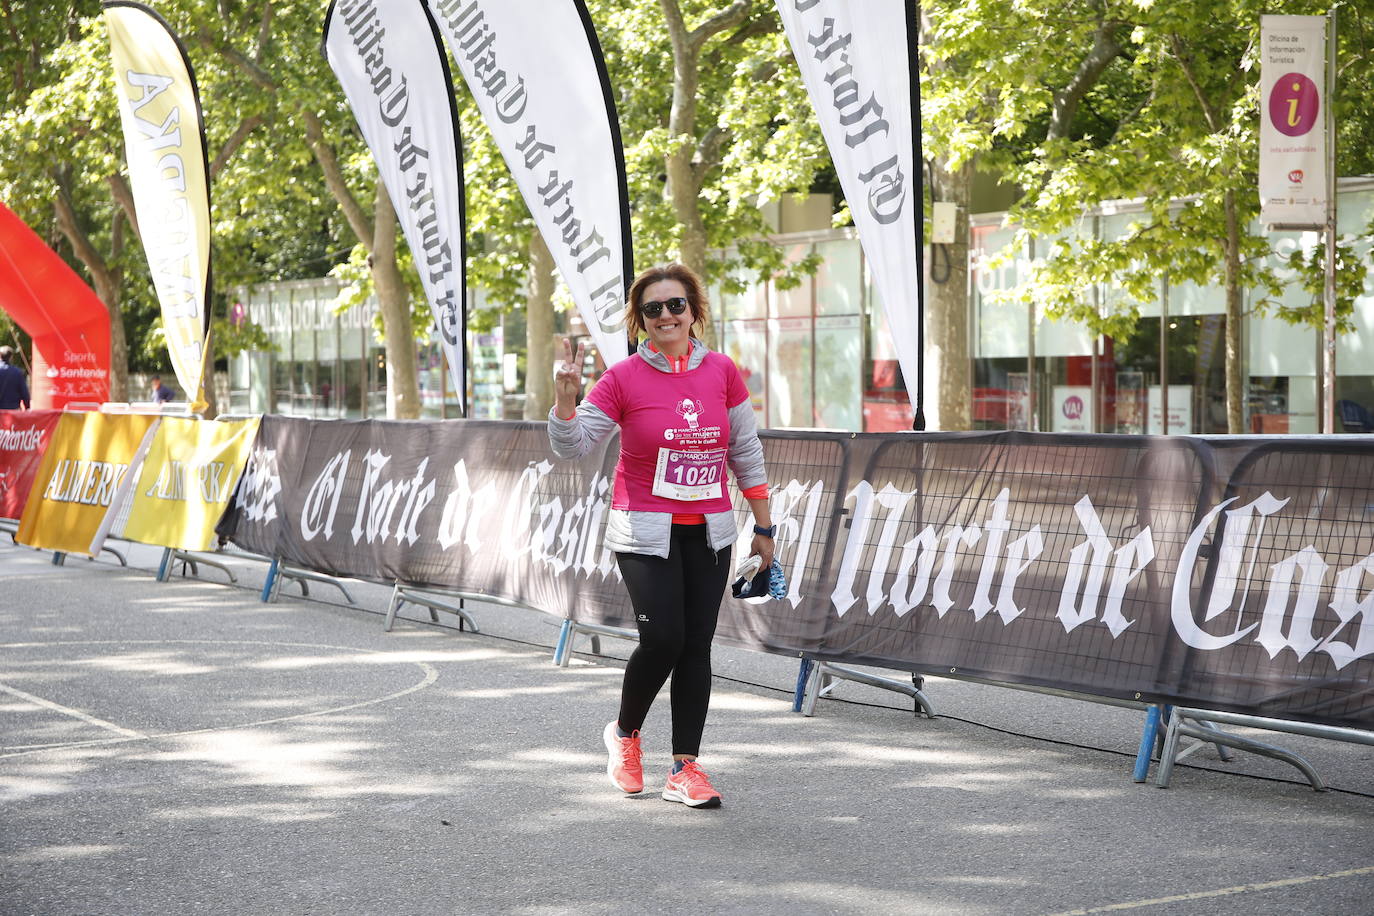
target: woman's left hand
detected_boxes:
[750,533,775,571]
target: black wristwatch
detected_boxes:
[753,524,777,538]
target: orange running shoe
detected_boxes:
[661,760,722,808]
[602,721,644,793]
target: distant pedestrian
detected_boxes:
[149,375,175,404]
[0,346,30,410]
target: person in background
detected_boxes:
[149,375,175,404]
[0,346,30,410]
[547,262,774,809]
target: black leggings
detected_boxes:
[615,524,731,757]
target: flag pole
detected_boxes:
[1320,7,1338,434]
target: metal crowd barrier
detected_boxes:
[794,658,1235,781]
[796,658,934,718]
[1145,439,1374,790]
[553,618,637,667]
[1155,707,1374,790]
[383,583,479,632]
[15,409,1368,796]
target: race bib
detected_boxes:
[652,447,727,501]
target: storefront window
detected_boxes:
[722,318,767,425]
[469,325,505,420]
[339,295,368,417]
[815,238,860,316]
[720,264,766,321]
[1249,230,1318,433]
[811,238,863,430]
[966,186,1374,436]
[233,278,391,419]
[772,244,813,318]
[718,240,867,431]
[1335,188,1374,431]
[229,180,1370,435]
[367,342,387,418]
[864,276,914,431]
[971,224,1030,429]
[314,294,341,418]
[767,317,812,428]
[416,342,445,419]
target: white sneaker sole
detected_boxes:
[602,721,643,794]
[662,787,722,808]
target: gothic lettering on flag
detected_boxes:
[324,0,469,411]
[425,0,632,365]
[775,0,923,423]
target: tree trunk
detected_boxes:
[663,32,713,347]
[198,325,219,418]
[1223,189,1244,434]
[524,232,557,420]
[926,160,972,431]
[52,188,127,401]
[666,148,716,348]
[371,183,420,419]
[101,280,128,403]
[659,0,748,350]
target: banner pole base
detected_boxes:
[553,619,573,666]
[260,557,279,603]
[793,658,813,712]
[1133,705,1161,782]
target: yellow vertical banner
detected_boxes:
[16,412,160,555]
[123,417,260,551]
[102,1,212,411]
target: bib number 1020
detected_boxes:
[653,446,727,501]
[670,463,720,486]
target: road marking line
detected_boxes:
[0,639,440,758]
[0,681,145,738]
[1044,864,1374,914]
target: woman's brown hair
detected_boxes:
[622,263,711,341]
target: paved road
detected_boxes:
[2,539,1372,915]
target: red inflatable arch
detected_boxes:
[0,201,111,408]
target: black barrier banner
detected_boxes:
[219,416,1374,730]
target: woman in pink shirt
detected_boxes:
[549,263,774,809]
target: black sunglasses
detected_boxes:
[639,296,690,319]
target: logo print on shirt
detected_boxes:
[676,398,704,429]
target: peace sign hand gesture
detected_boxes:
[553,337,588,418]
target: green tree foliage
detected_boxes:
[457,0,830,414]
[598,0,828,300]
[921,0,1373,431]
[459,0,831,306]
[1,1,140,398]
[0,0,427,415]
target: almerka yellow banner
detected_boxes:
[16,411,160,555]
[103,1,212,411]
[123,417,260,551]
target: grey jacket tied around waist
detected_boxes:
[547,339,767,559]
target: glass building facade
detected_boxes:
[230,178,1373,435]
[971,178,1374,434]
[713,229,915,433]
[227,278,477,419]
